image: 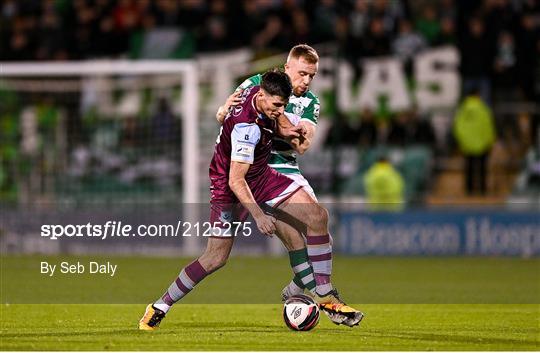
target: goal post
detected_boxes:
[1,60,201,254]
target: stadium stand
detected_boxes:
[0,0,539,209]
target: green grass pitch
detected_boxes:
[1,256,539,350]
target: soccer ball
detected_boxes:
[283,294,320,331]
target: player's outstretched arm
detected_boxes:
[229,161,276,236]
[216,90,243,123]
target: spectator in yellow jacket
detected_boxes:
[453,89,496,195]
[363,157,405,211]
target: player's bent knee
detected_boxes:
[306,205,328,228]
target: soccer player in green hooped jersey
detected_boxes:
[216,44,363,327]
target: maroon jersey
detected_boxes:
[209,86,292,204]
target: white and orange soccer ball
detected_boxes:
[283,294,320,331]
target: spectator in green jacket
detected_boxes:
[453,89,496,195]
[363,157,405,211]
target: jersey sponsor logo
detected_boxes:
[233,141,255,158]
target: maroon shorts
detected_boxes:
[209,201,249,227]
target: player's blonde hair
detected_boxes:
[287,44,319,64]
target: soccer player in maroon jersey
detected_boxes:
[139,70,362,330]
[215,45,363,327]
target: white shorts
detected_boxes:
[284,173,318,202]
[264,173,317,208]
[265,181,303,207]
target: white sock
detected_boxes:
[153,303,171,314]
[287,280,304,295]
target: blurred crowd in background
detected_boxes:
[2,0,539,90]
[1,0,539,206]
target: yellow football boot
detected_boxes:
[139,304,166,331]
[314,289,364,327]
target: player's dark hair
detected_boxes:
[261,69,292,99]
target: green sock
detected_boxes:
[292,274,305,289]
[289,248,316,293]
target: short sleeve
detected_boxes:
[300,95,320,126]
[231,123,261,164]
[237,74,261,91]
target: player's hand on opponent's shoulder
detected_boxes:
[217,90,244,123]
[226,90,243,108]
[254,213,276,236]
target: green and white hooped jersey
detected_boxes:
[237,74,320,175]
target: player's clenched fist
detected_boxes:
[254,214,276,236]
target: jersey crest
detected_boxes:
[232,105,243,116]
[292,103,304,116]
[289,96,313,118]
